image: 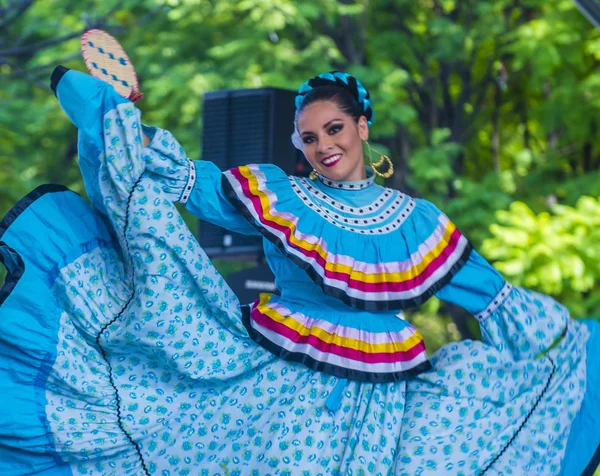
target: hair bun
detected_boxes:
[295,71,374,126]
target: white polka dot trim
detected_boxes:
[475,282,513,321]
[289,177,415,235]
[178,160,196,205]
[318,173,375,190]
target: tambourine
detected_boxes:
[81,29,143,102]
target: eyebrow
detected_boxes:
[300,118,343,136]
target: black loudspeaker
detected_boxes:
[198,87,310,258]
[575,0,600,29]
[226,262,278,305]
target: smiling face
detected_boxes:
[297,100,369,182]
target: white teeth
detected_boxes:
[322,154,342,165]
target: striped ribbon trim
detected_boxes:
[224,165,472,310]
[241,294,431,382]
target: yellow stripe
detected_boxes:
[239,166,458,284]
[256,295,424,354]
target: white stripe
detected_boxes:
[249,318,429,373]
[225,167,467,300]
[340,236,469,302]
[475,282,513,321]
[266,299,418,344]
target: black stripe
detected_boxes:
[0,184,70,237]
[241,303,432,383]
[477,356,557,475]
[0,184,71,307]
[222,172,473,312]
[581,442,600,476]
[50,65,70,97]
[94,174,151,476]
[0,241,24,307]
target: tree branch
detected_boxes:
[393,18,429,71]
[439,62,455,128]
[396,59,435,130]
[450,63,473,141]
[0,31,84,58]
[6,52,81,79]
[1,59,47,89]
[0,1,125,60]
[0,0,34,30]
[458,57,495,141]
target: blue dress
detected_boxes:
[0,69,598,476]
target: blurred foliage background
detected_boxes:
[1,0,600,358]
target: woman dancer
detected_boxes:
[0,66,598,475]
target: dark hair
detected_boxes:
[294,72,374,128]
[295,85,364,125]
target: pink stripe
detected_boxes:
[231,169,462,293]
[268,302,415,344]
[328,227,463,292]
[250,307,427,364]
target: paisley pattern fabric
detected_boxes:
[0,69,598,476]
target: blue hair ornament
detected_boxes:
[295,71,374,127]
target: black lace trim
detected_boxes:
[582,442,600,476]
[0,184,69,236]
[477,356,557,475]
[0,184,70,307]
[94,175,150,476]
[50,65,70,96]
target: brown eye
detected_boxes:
[329,125,343,134]
[302,136,315,144]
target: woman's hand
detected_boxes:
[142,131,151,147]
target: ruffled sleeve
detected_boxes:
[429,203,570,361]
[140,125,194,204]
[141,126,260,236]
[54,67,142,224]
[475,285,570,360]
[184,161,261,235]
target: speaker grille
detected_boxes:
[201,92,230,170]
[230,93,270,167]
[198,87,305,257]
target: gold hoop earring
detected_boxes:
[365,141,394,178]
[309,169,319,180]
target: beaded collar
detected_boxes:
[317,167,376,191]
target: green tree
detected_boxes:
[482,195,600,318]
[1,0,598,330]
